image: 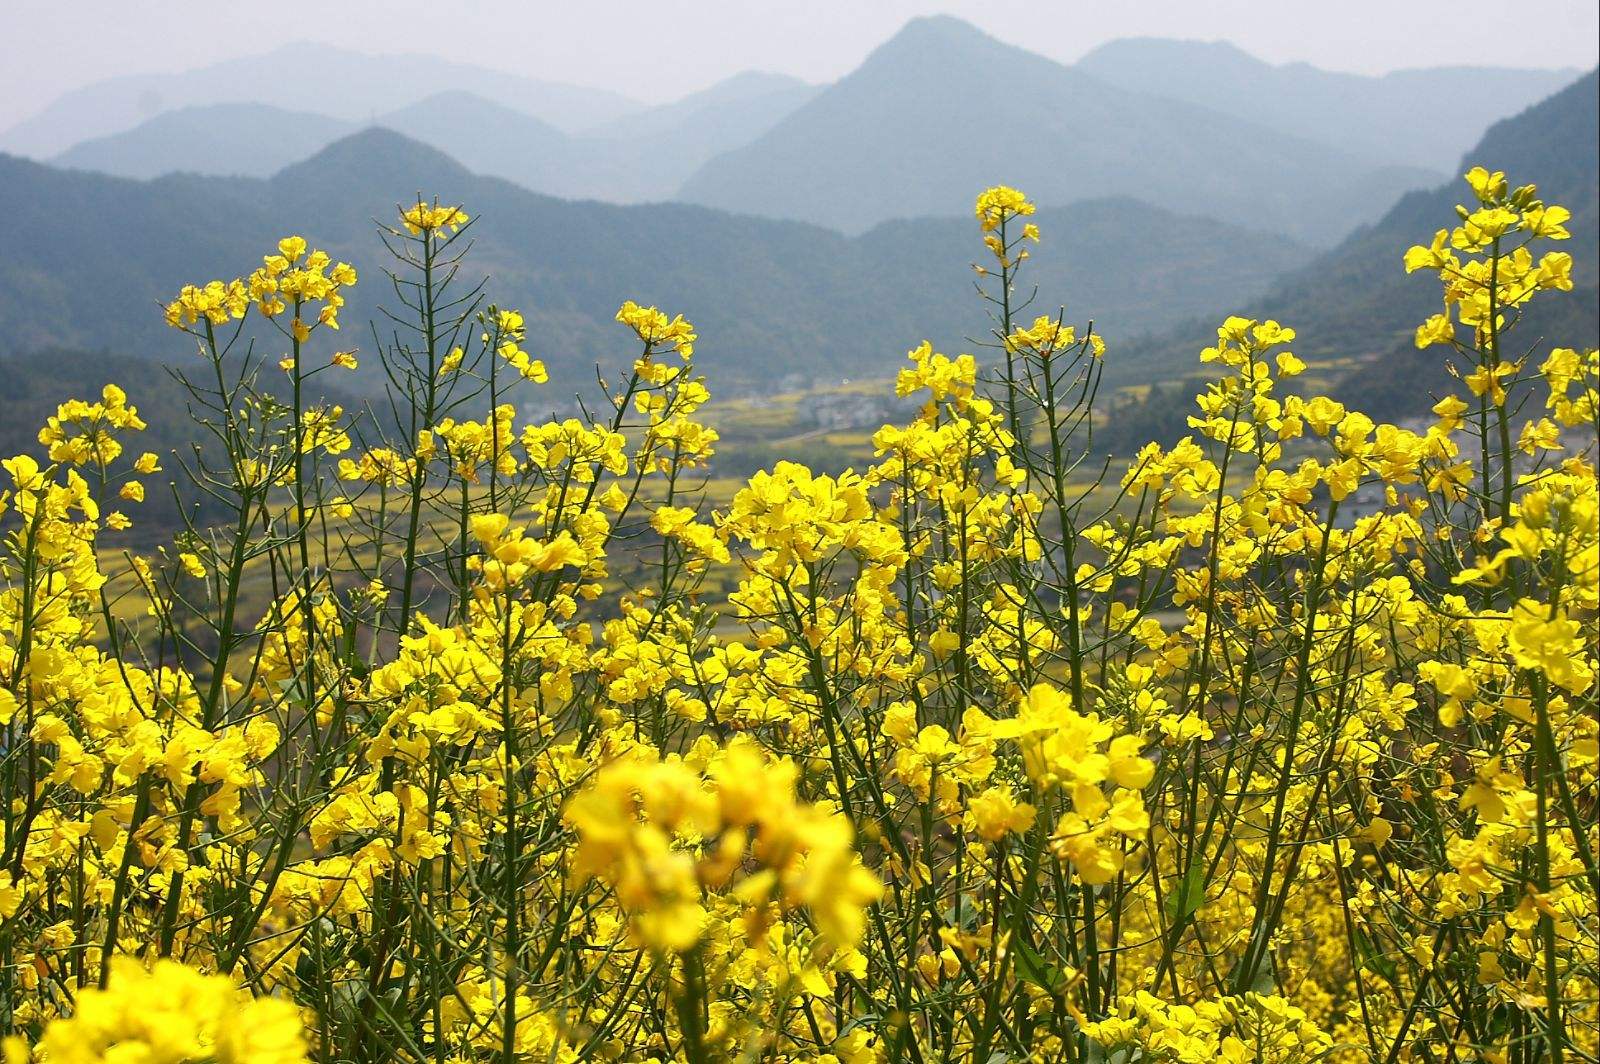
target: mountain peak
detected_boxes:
[896,13,984,35]
[695,70,811,99]
[1077,37,1266,74]
[272,127,471,187]
[868,15,1010,63]
[392,89,524,113]
[839,14,1072,94]
[381,90,566,134]
[52,102,355,180]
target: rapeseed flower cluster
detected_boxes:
[0,171,1593,1064]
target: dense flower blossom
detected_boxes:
[0,170,1593,1064]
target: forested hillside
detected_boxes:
[1099,67,1598,445]
[676,16,1442,242]
[2,129,1313,395]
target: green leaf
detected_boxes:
[1014,939,1067,995]
[1353,929,1398,985]
[1165,855,1207,924]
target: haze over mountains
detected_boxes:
[0,41,642,156]
[55,75,821,201]
[18,17,1578,247]
[54,104,358,181]
[1074,38,1577,170]
[1099,68,1599,445]
[2,15,1593,444]
[1118,68,1599,382]
[1,128,1313,393]
[377,74,819,203]
[678,17,1446,243]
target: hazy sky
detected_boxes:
[3,0,1597,126]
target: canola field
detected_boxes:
[0,174,1594,1064]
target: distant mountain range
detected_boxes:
[54,103,359,181]
[376,74,819,203]
[4,23,1593,442]
[2,128,1314,396]
[0,41,643,157]
[1099,68,1599,446]
[17,18,1580,247]
[678,17,1441,244]
[1074,38,1578,171]
[53,75,820,201]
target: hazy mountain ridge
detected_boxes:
[10,32,1592,441]
[586,71,818,141]
[53,103,358,180]
[27,18,1580,249]
[2,127,1313,398]
[372,79,820,202]
[1100,68,1599,441]
[46,74,821,206]
[1075,38,1578,170]
[674,15,1444,244]
[1,41,644,158]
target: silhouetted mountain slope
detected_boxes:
[586,71,818,144]
[374,93,600,197]
[47,73,819,204]
[0,42,642,157]
[676,16,1443,244]
[2,128,1313,398]
[54,103,356,179]
[1104,69,1599,435]
[40,22,1575,247]
[374,85,819,203]
[1287,69,1596,355]
[1076,39,1578,171]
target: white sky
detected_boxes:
[3,0,1597,126]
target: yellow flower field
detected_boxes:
[0,169,1594,1063]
